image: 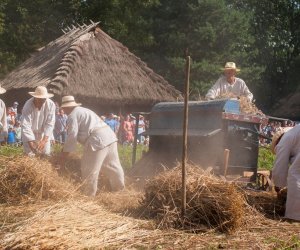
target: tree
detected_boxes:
[140,0,262,100]
[229,0,300,111]
[0,0,81,77]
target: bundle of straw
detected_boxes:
[216,94,264,116]
[141,165,245,233]
[0,156,78,204]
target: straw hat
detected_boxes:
[0,86,6,94]
[271,127,293,154]
[222,62,240,72]
[28,86,54,98]
[60,95,81,108]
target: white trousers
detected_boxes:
[81,141,125,196]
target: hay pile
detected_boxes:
[0,156,78,204]
[141,166,245,233]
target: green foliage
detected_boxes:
[258,146,275,171]
[0,145,23,157]
[0,0,81,76]
[0,0,300,114]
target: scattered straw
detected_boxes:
[1,199,156,249]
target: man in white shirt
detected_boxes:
[205,62,253,102]
[21,86,56,156]
[272,125,300,221]
[0,85,7,144]
[59,96,125,196]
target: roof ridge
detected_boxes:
[49,31,95,94]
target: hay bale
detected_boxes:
[141,165,245,233]
[0,156,78,204]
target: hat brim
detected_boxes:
[270,128,292,154]
[28,92,54,98]
[222,67,240,72]
[61,102,82,108]
[0,87,6,94]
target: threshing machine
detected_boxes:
[145,99,269,182]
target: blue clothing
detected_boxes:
[105,118,118,133]
[7,131,16,144]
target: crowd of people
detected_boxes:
[1,100,149,147]
[260,120,296,146]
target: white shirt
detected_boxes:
[272,125,300,220]
[0,99,7,136]
[21,98,56,142]
[63,106,117,152]
[205,76,253,102]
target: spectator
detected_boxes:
[105,113,119,134]
[54,108,68,144]
[11,101,19,114]
[14,120,22,146]
[21,86,56,156]
[205,62,253,102]
[137,115,146,144]
[122,114,134,145]
[7,107,16,128]
[7,126,16,145]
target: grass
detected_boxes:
[0,143,147,170]
[118,144,148,170]
[0,144,272,171]
[258,146,275,171]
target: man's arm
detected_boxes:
[205,78,222,100]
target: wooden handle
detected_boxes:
[223,149,230,177]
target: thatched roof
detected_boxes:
[0,22,182,111]
[272,92,300,120]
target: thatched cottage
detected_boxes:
[0,22,182,114]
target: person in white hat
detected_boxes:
[0,85,8,145]
[271,124,300,221]
[205,62,253,102]
[21,86,56,156]
[59,96,125,196]
[11,101,19,114]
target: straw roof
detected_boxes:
[0,22,182,110]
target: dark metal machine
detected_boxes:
[145,99,268,179]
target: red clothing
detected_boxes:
[122,120,134,142]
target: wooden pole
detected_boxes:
[223,149,230,178]
[182,56,191,217]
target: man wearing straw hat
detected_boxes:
[21,86,56,156]
[59,95,125,196]
[271,125,300,221]
[0,85,8,145]
[205,62,253,102]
